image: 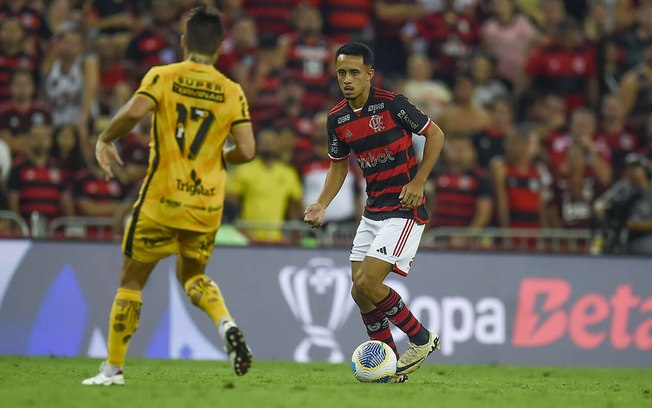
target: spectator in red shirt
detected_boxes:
[549,108,613,228]
[279,5,334,117]
[124,0,180,83]
[216,14,257,80]
[598,94,639,177]
[0,0,52,55]
[429,135,493,229]
[0,17,38,104]
[403,0,480,84]
[319,0,372,45]
[519,17,598,113]
[7,121,74,223]
[0,70,50,156]
[491,125,546,229]
[95,34,130,116]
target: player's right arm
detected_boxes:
[304,117,350,228]
[224,123,255,164]
[304,160,349,228]
[96,94,154,179]
[224,85,255,164]
[96,67,161,180]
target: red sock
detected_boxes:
[361,309,399,357]
[375,288,427,343]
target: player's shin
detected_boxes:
[184,274,231,329]
[107,288,142,367]
[374,288,429,346]
[361,309,399,357]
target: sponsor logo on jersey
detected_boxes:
[398,109,420,131]
[368,102,385,112]
[337,114,351,125]
[356,148,395,168]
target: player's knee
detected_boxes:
[352,272,379,299]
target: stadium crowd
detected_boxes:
[0,0,651,252]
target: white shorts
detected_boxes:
[349,216,425,276]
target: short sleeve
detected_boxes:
[390,94,432,135]
[231,85,252,127]
[327,116,351,161]
[136,67,164,109]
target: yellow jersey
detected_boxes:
[134,60,251,232]
[226,158,303,241]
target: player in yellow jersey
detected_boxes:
[82,8,256,386]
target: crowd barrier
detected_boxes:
[0,211,594,254]
[0,240,650,367]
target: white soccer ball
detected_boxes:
[351,340,397,383]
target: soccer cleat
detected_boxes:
[396,331,440,375]
[222,321,252,376]
[389,374,409,383]
[81,361,125,386]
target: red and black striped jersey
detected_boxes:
[7,156,68,221]
[525,43,597,112]
[0,101,50,138]
[244,0,296,35]
[505,164,541,228]
[327,87,433,222]
[285,33,333,116]
[321,0,372,44]
[73,168,126,215]
[431,167,492,227]
[0,50,38,103]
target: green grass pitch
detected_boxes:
[1,357,651,408]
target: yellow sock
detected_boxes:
[184,275,231,326]
[107,288,142,368]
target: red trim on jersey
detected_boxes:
[339,110,397,143]
[328,153,350,162]
[418,119,433,135]
[328,99,347,115]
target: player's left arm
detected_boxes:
[391,95,445,208]
[401,122,445,208]
[96,94,155,180]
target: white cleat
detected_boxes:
[82,361,125,386]
[396,331,440,375]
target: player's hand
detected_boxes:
[96,139,124,180]
[304,202,325,228]
[399,180,425,208]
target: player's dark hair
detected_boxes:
[335,42,374,66]
[185,7,224,56]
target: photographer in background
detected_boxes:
[625,156,652,255]
[593,154,652,255]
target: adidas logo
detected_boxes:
[376,247,387,255]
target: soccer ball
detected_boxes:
[351,340,397,383]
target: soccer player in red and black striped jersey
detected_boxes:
[304,42,444,379]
